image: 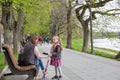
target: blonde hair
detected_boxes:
[53,36,63,51]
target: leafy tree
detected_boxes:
[1,0,13,46]
[49,0,73,49]
[49,4,67,38]
[66,0,73,49]
[75,0,120,52]
[23,1,51,37]
[0,0,51,53]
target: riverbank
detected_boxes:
[93,38,120,51]
[63,39,118,59]
[94,48,117,55]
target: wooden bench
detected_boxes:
[2,44,38,80]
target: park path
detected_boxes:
[1,44,120,80]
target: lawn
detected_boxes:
[0,53,6,72]
[62,39,83,51]
[62,38,116,59]
[0,52,18,72]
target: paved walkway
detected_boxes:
[1,44,120,80]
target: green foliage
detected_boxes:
[0,0,51,36]
[23,1,51,36]
[62,38,83,51]
[62,39,67,47]
[13,0,39,12]
[0,0,37,10]
[71,39,83,51]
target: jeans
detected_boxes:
[37,59,44,73]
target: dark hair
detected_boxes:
[30,35,37,46]
[26,36,31,42]
[20,40,26,47]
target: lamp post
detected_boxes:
[86,0,94,54]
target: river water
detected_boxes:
[93,38,120,51]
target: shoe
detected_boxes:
[59,75,62,78]
[52,75,58,79]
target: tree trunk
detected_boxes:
[17,9,23,41]
[82,25,89,52]
[50,24,56,38]
[114,51,120,59]
[77,17,89,52]
[0,33,1,52]
[1,2,13,46]
[75,7,90,52]
[13,9,23,53]
[55,23,59,36]
[13,26,18,53]
[66,23,72,48]
[66,6,72,49]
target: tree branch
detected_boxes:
[106,9,120,12]
[91,0,113,8]
[85,10,117,23]
[93,11,115,16]
[80,6,87,18]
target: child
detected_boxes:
[36,59,45,79]
[50,36,63,79]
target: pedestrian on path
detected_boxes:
[50,36,63,79]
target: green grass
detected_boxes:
[0,53,6,72]
[0,52,18,72]
[87,48,115,59]
[62,38,116,59]
[62,39,83,51]
[94,47,118,54]
[71,39,83,51]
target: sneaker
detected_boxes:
[52,75,58,79]
[59,75,62,78]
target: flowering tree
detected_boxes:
[75,0,120,52]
